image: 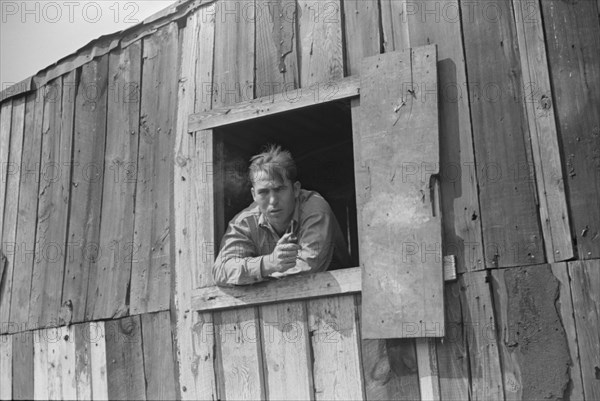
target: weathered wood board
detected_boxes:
[89,321,109,400]
[62,55,109,323]
[12,330,34,400]
[355,46,443,338]
[74,323,92,400]
[461,0,544,268]
[0,334,12,399]
[141,312,177,400]
[130,22,178,315]
[92,43,142,320]
[343,0,380,76]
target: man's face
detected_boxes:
[251,175,300,232]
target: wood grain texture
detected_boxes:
[0,334,12,400]
[255,0,299,97]
[394,0,485,273]
[568,260,600,401]
[12,331,34,400]
[9,92,44,333]
[307,294,364,400]
[214,307,265,400]
[461,0,544,268]
[141,312,177,400]
[0,100,12,249]
[297,0,344,85]
[491,264,571,400]
[192,267,360,311]
[74,323,92,400]
[130,22,178,315]
[92,43,142,320]
[356,47,443,338]
[550,262,584,400]
[46,327,62,400]
[173,8,217,400]
[541,0,600,259]
[59,326,77,400]
[62,55,109,324]
[89,321,109,400]
[512,0,573,263]
[342,0,380,76]
[379,0,409,52]
[416,338,440,401]
[105,316,146,400]
[0,97,24,333]
[260,300,313,400]
[33,329,48,400]
[460,270,504,400]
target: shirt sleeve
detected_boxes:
[212,218,266,286]
[292,211,336,274]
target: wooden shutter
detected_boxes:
[353,45,443,339]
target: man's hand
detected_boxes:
[261,232,300,277]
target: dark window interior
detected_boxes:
[213,99,359,268]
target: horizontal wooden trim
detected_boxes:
[187,75,360,132]
[191,267,361,312]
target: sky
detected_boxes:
[1,0,177,89]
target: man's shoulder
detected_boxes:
[230,202,261,226]
[298,189,333,214]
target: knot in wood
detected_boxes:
[539,94,552,110]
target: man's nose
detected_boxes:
[269,192,278,205]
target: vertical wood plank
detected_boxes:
[9,92,44,334]
[59,326,77,400]
[297,0,344,85]
[460,270,504,400]
[511,0,573,263]
[173,7,217,400]
[141,312,177,400]
[0,97,24,332]
[215,307,265,400]
[461,0,544,268]
[255,0,299,97]
[46,327,62,400]
[541,0,600,259]
[416,338,440,401]
[92,43,142,320]
[379,0,409,52]
[0,100,12,249]
[105,316,146,400]
[12,330,34,400]
[0,334,12,400]
[62,56,109,323]
[74,323,92,401]
[491,264,571,400]
[550,262,585,400]
[307,294,364,400]
[33,329,49,400]
[568,260,600,401]
[89,321,109,400]
[261,300,313,400]
[130,22,178,315]
[342,0,380,76]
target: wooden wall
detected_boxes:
[1,0,599,400]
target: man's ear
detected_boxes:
[294,181,301,197]
[251,186,256,201]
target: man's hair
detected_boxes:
[249,144,297,184]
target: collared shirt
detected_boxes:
[212,189,351,286]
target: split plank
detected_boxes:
[0,334,12,400]
[192,267,360,311]
[89,321,109,400]
[130,22,178,315]
[0,98,25,332]
[62,55,109,323]
[172,8,217,400]
[461,0,544,268]
[12,330,34,400]
[395,0,485,273]
[214,307,265,400]
[9,92,44,334]
[356,46,443,338]
[568,260,600,401]
[74,323,92,400]
[261,301,313,400]
[342,0,380,76]
[460,270,504,400]
[307,294,364,400]
[379,0,409,52]
[550,262,584,400]
[491,264,571,400]
[512,0,573,263]
[255,0,299,97]
[541,0,600,259]
[141,312,177,400]
[105,316,146,400]
[297,0,344,85]
[92,43,142,320]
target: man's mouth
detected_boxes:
[269,209,281,214]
